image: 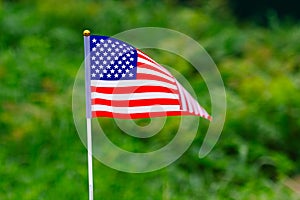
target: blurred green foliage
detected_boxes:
[1,0,300,199]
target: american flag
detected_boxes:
[86,35,211,120]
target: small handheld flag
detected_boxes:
[85,34,211,120]
[83,30,211,200]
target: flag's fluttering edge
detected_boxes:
[85,35,211,120]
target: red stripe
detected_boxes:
[137,62,173,78]
[91,85,177,94]
[92,110,211,120]
[92,98,180,107]
[137,50,158,65]
[187,93,197,114]
[92,111,184,119]
[207,115,212,121]
[182,87,193,113]
[136,73,175,85]
[176,82,184,111]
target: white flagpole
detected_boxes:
[83,30,93,200]
[86,118,93,200]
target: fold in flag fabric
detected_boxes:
[86,35,211,120]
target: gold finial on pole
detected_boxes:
[83,30,91,36]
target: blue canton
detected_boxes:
[90,35,138,80]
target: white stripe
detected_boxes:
[176,82,187,111]
[187,93,196,114]
[138,50,170,74]
[183,88,193,113]
[137,57,172,77]
[186,92,197,114]
[137,68,175,83]
[191,96,199,115]
[196,103,205,116]
[91,105,180,114]
[91,92,179,100]
[198,103,209,117]
[91,80,178,90]
[137,50,154,61]
[137,50,161,65]
[195,100,201,115]
[139,56,172,77]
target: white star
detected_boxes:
[126,61,130,65]
[96,43,100,47]
[130,58,134,61]
[126,53,130,57]
[103,60,107,65]
[111,52,115,56]
[107,65,111,69]
[122,73,126,77]
[96,52,100,56]
[114,65,118,69]
[99,56,103,60]
[115,41,119,44]
[112,44,116,48]
[100,73,103,78]
[107,48,112,52]
[103,69,107,73]
[114,56,118,60]
[123,49,127,53]
[107,56,111,60]
[95,61,99,65]
[104,43,108,47]
[114,74,118,78]
[95,69,100,73]
[92,56,96,60]
[123,43,127,47]
[91,65,96,69]
[92,38,96,43]
[100,47,104,52]
[129,73,133,77]
[107,74,111,78]
[92,73,96,77]
[118,61,122,64]
[115,48,119,52]
[118,52,123,56]
[92,47,96,51]
[119,45,123,49]
[110,69,115,73]
[125,69,129,73]
[130,51,134,54]
[129,65,134,69]
[122,57,126,60]
[100,39,105,43]
[99,65,104,69]
[110,61,115,65]
[107,39,112,43]
[121,65,126,69]
[103,52,108,56]
[118,69,122,73]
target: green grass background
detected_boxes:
[1,0,300,199]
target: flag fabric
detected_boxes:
[86,35,211,120]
